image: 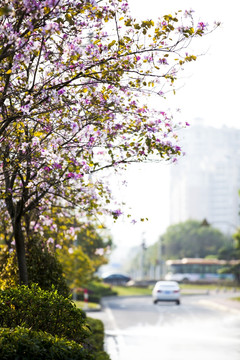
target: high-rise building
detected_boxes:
[169,122,240,234]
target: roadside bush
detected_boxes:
[0,284,90,343]
[76,281,117,303]
[0,238,70,297]
[86,318,104,351]
[0,245,18,290]
[86,318,111,360]
[88,280,117,297]
[76,292,101,303]
[26,236,70,297]
[0,327,90,360]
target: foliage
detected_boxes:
[86,318,107,354]
[75,280,117,303]
[0,238,70,297]
[57,245,94,289]
[86,317,111,360]
[86,280,117,297]
[124,220,230,275]
[26,236,70,296]
[0,245,18,289]
[221,229,240,283]
[0,284,90,344]
[57,224,112,290]
[76,225,112,272]
[0,327,90,360]
[160,220,229,259]
[0,0,213,284]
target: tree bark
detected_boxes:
[13,217,28,285]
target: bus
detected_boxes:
[164,258,239,283]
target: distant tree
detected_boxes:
[220,229,240,283]
[124,220,234,276]
[161,220,229,259]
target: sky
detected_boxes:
[102,0,240,268]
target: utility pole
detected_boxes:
[158,237,162,279]
[140,233,146,281]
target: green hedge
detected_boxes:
[86,318,104,351]
[86,318,111,360]
[0,284,89,343]
[0,327,90,360]
[76,292,101,304]
[76,281,117,303]
[0,240,70,298]
[0,285,111,360]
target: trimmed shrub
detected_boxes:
[0,284,90,343]
[87,281,117,297]
[0,238,70,297]
[26,237,70,297]
[86,318,111,360]
[76,281,117,303]
[0,327,90,360]
[86,318,104,351]
[76,292,101,304]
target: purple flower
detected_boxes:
[197,22,207,30]
[53,163,62,169]
[58,89,65,95]
[112,209,123,218]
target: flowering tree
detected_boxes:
[0,0,215,284]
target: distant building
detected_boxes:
[169,122,240,234]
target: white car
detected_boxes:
[152,281,180,305]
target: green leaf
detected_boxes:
[0,6,11,16]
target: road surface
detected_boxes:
[88,293,240,360]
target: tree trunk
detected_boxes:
[14,217,28,285]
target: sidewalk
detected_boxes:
[199,291,240,314]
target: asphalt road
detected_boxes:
[88,294,240,360]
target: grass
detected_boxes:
[74,300,101,310]
[111,286,152,296]
[180,283,240,291]
[231,297,240,302]
[111,283,240,297]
